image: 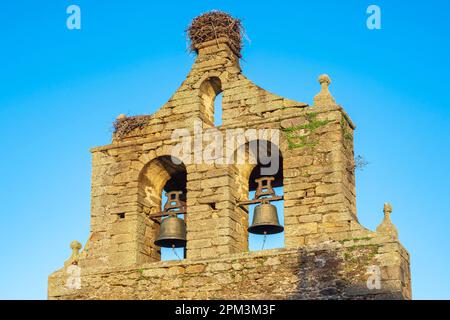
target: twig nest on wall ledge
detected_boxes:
[187,10,244,57]
[113,115,152,138]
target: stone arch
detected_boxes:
[194,71,229,89]
[231,139,285,251]
[137,155,187,261]
[232,140,284,197]
[199,76,223,126]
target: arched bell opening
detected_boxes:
[137,155,187,262]
[159,186,187,261]
[234,140,285,252]
[199,76,223,127]
[248,167,284,252]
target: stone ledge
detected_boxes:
[90,105,354,153]
[53,237,407,277]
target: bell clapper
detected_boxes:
[172,244,182,260]
[261,231,268,250]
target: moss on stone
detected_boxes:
[283,113,333,149]
[340,117,353,142]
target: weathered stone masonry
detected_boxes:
[50,240,410,300]
[48,12,411,300]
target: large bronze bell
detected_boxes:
[248,201,284,235]
[154,214,187,248]
[154,191,187,248]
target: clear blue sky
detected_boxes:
[0,0,449,300]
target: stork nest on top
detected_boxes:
[187,11,243,57]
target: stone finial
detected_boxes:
[318,74,331,86]
[116,114,127,120]
[64,240,82,267]
[313,74,337,107]
[376,203,398,239]
[384,203,393,215]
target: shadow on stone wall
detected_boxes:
[287,246,402,300]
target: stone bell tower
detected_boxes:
[48,11,411,300]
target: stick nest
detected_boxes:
[113,115,152,138]
[187,11,243,57]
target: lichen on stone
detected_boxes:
[283,112,333,149]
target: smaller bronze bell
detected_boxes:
[248,202,284,235]
[154,215,187,248]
